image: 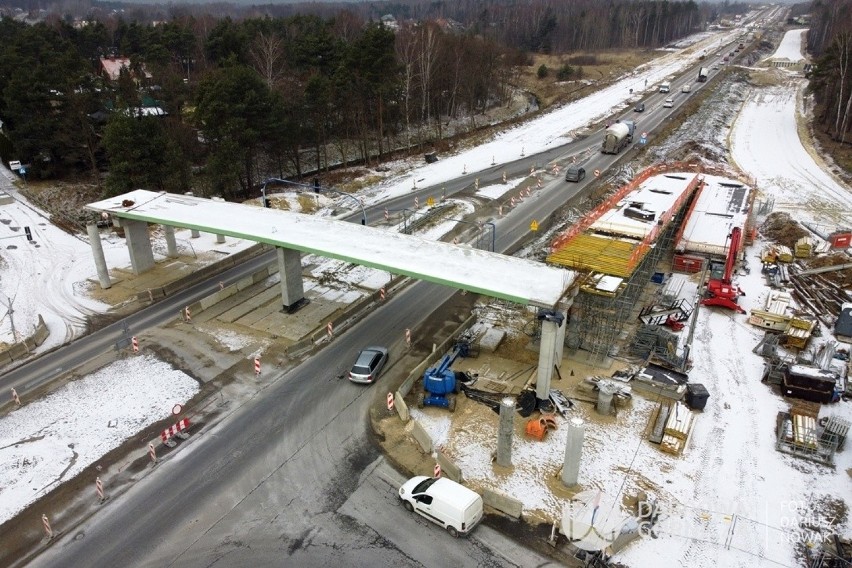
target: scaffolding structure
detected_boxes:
[565,201,690,364]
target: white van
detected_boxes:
[681,83,692,93]
[399,476,483,537]
[659,81,671,93]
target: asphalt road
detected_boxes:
[14,41,745,567]
[29,278,559,568]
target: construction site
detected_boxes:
[377,161,852,566]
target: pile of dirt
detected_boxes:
[760,212,809,249]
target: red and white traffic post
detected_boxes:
[387,392,395,411]
[96,476,105,503]
[148,442,157,465]
[254,357,261,376]
[11,388,21,407]
[379,287,385,301]
[405,328,411,348]
[326,322,333,338]
[434,463,442,478]
[42,514,53,540]
[183,306,191,323]
[131,336,139,353]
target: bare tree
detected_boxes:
[395,24,420,149]
[249,31,286,88]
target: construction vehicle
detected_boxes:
[601,123,631,154]
[701,227,746,313]
[418,341,472,412]
[697,67,709,82]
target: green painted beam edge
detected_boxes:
[102,209,540,307]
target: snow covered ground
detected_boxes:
[1,22,850,568]
[0,356,199,523]
[0,179,256,351]
[770,28,808,62]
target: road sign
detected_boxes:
[172,404,182,415]
[530,220,539,232]
[641,131,648,138]
[640,137,647,145]
[427,196,435,207]
[594,169,601,177]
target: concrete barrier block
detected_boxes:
[436,450,463,483]
[482,488,523,519]
[406,419,432,454]
[33,315,49,345]
[394,392,410,422]
[7,342,29,361]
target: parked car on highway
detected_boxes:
[663,98,674,108]
[634,102,645,112]
[348,346,389,384]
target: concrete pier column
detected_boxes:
[86,223,112,289]
[596,380,617,415]
[495,397,515,467]
[535,318,560,402]
[164,225,178,258]
[122,219,155,275]
[277,246,305,310]
[561,417,585,487]
[554,307,568,366]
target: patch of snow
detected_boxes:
[0,354,199,524]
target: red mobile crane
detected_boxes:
[701,227,746,313]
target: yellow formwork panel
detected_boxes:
[547,234,640,277]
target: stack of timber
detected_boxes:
[789,409,819,449]
[773,401,838,464]
[660,402,695,455]
[794,236,814,258]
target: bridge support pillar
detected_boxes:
[87,223,112,289]
[277,246,305,312]
[535,313,564,404]
[164,225,178,258]
[123,219,155,275]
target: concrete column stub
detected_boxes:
[495,397,515,467]
[561,417,585,487]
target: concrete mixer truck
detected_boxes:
[601,122,631,154]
